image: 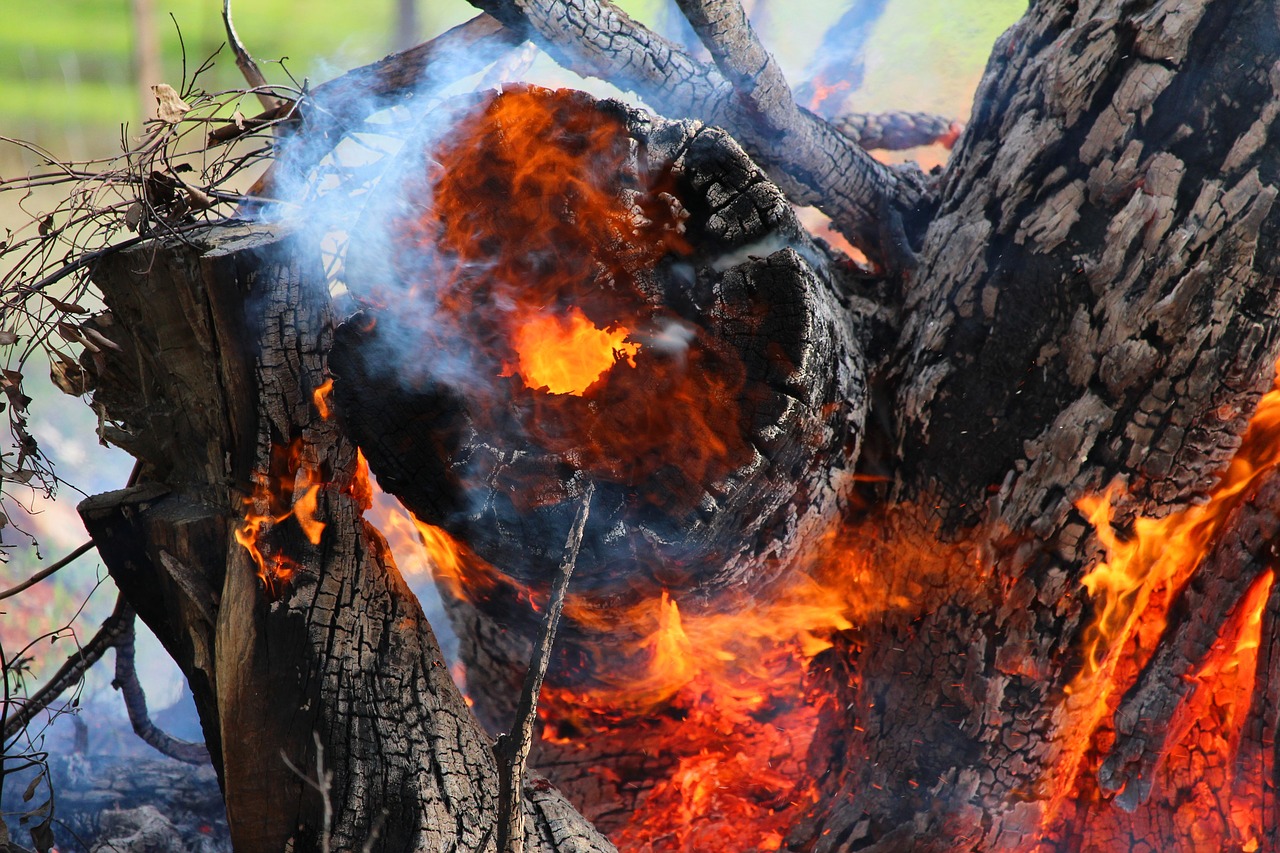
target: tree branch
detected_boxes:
[111,601,211,765]
[496,483,593,853]
[834,111,962,151]
[1,595,132,742]
[468,0,930,266]
[222,0,284,112]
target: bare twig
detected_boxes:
[494,482,594,853]
[222,0,284,112]
[0,541,95,602]
[1,596,132,742]
[111,602,210,765]
[280,732,335,853]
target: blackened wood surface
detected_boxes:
[83,226,614,852]
[330,96,868,603]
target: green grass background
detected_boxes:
[0,0,1024,161]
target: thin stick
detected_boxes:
[1,595,132,741]
[112,603,210,764]
[222,0,284,112]
[494,482,594,853]
[0,540,95,602]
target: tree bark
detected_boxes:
[79,225,613,852]
[785,1,1280,850]
[53,0,1280,850]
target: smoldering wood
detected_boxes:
[28,0,1280,849]
[78,225,615,852]
[790,1,1280,850]
[330,94,869,603]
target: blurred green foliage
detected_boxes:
[0,0,1024,158]
[0,0,474,153]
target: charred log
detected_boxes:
[78,225,613,852]
[330,88,868,602]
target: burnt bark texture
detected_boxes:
[78,226,613,852]
[795,0,1280,850]
[52,0,1280,850]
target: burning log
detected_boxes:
[329,88,869,603]
[78,223,614,852]
[19,0,1280,849]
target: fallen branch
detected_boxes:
[495,482,594,853]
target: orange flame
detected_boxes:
[233,439,326,599]
[1044,376,1280,845]
[385,87,750,516]
[313,378,334,419]
[506,308,639,396]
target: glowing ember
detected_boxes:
[507,308,639,396]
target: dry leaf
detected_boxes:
[49,352,91,396]
[153,83,192,124]
[43,294,87,314]
[125,201,144,232]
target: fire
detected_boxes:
[381,87,751,515]
[359,496,922,852]
[233,438,326,600]
[1042,377,1280,846]
[507,308,639,396]
[313,377,334,419]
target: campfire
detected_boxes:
[12,1,1278,851]
[323,86,1273,851]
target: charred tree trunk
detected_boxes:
[55,0,1280,850]
[790,1,1280,850]
[78,225,612,852]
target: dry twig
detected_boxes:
[494,483,594,853]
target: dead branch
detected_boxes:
[466,0,930,266]
[111,602,211,765]
[222,0,284,112]
[0,541,94,602]
[834,111,962,151]
[496,483,594,853]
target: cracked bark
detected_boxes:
[786,1,1280,850]
[78,226,612,852]
[48,0,1280,849]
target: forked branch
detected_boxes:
[467,0,931,267]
